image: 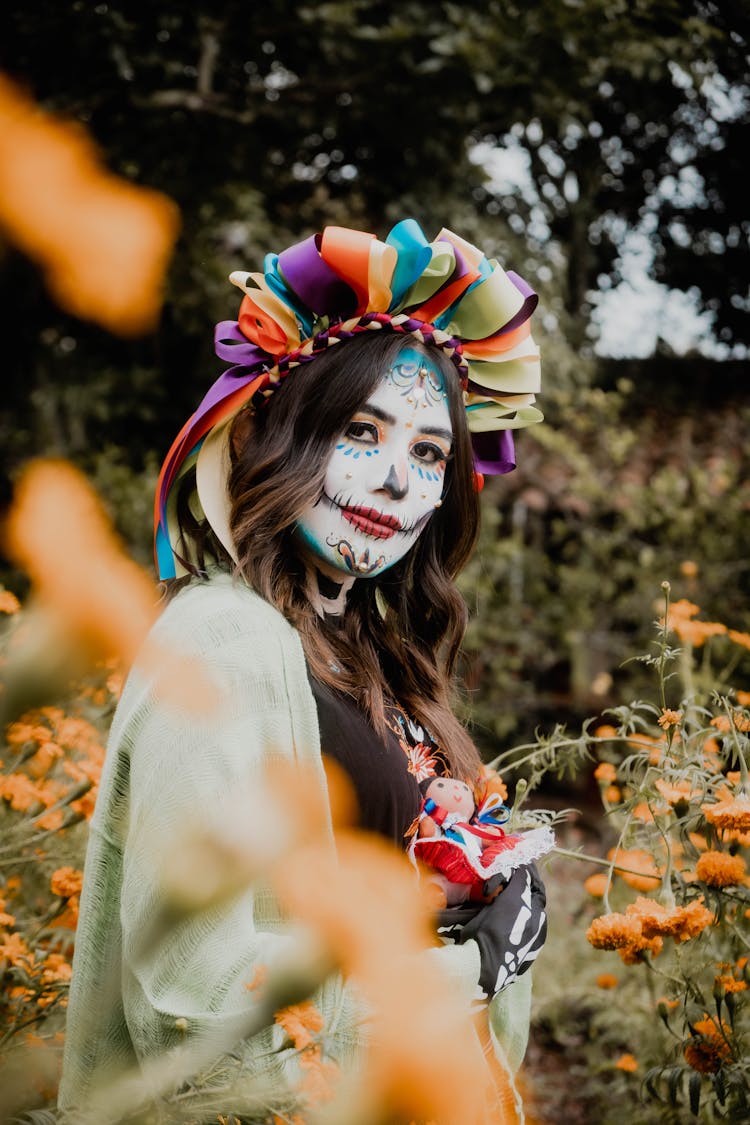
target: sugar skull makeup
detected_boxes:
[296,348,453,578]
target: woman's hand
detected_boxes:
[433,863,548,999]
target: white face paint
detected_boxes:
[296,347,453,578]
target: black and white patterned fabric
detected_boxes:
[435,862,547,998]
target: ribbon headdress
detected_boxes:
[155,219,543,580]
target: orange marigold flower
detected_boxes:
[683,1016,733,1074]
[728,630,750,652]
[658,709,683,730]
[711,715,731,733]
[679,560,698,579]
[733,711,750,733]
[614,1053,638,1072]
[594,762,617,783]
[696,850,746,888]
[5,720,45,747]
[675,899,715,940]
[673,619,727,647]
[244,964,268,992]
[0,74,179,336]
[0,931,34,967]
[298,1052,340,1104]
[476,769,508,805]
[667,599,700,624]
[0,589,21,614]
[0,773,49,812]
[609,847,662,891]
[54,897,80,930]
[626,895,712,942]
[736,691,750,707]
[603,785,621,804]
[26,740,64,779]
[715,974,747,995]
[702,793,750,832]
[654,777,696,806]
[586,913,642,950]
[619,934,663,964]
[626,731,665,765]
[41,954,72,985]
[594,725,618,739]
[596,973,619,989]
[50,866,83,899]
[106,671,124,699]
[584,873,609,898]
[702,738,723,772]
[38,808,65,831]
[684,1041,724,1074]
[275,1001,325,1050]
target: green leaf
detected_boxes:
[713,1067,726,1105]
[668,1066,684,1107]
[688,1071,702,1117]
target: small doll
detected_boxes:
[408,776,554,907]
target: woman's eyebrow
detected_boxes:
[360,402,453,443]
[420,425,453,443]
[360,402,395,425]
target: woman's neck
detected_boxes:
[304,561,356,618]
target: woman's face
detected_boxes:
[296,347,453,578]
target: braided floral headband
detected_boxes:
[155,219,542,580]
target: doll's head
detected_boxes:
[423,776,475,820]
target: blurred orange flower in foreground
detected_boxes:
[271,763,510,1124]
[5,460,158,666]
[0,74,179,334]
[0,590,21,614]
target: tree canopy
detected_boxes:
[1,0,747,471]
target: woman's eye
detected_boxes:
[345,420,379,443]
[411,440,449,464]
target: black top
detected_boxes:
[309,676,449,847]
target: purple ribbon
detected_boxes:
[471,429,516,475]
[214,320,272,370]
[277,234,358,317]
[501,272,538,334]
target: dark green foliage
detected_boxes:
[458,379,750,752]
[1,1,747,761]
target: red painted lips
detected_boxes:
[339,504,401,540]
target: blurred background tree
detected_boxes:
[1,0,748,749]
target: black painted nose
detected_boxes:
[382,463,408,500]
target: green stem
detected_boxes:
[551,846,658,884]
[722,699,749,795]
[729,922,750,953]
[639,955,692,993]
[487,736,590,773]
[658,582,671,712]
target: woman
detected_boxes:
[59,220,548,1117]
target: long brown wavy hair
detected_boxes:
[171,332,483,780]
